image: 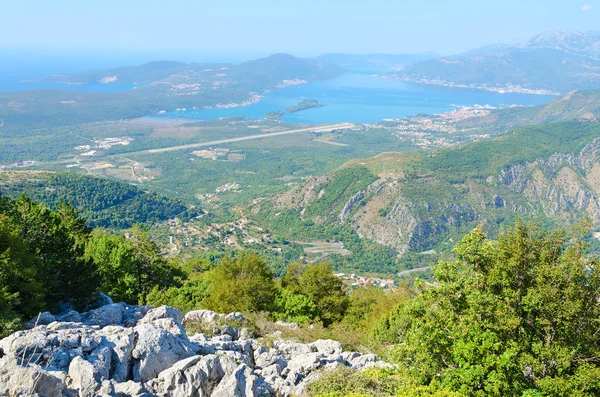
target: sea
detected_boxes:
[0,50,556,124]
[154,74,555,124]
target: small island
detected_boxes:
[285,99,325,113]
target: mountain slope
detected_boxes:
[251,120,600,269]
[391,31,600,94]
[37,61,192,85]
[525,30,600,59]
[0,171,200,228]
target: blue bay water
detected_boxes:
[156,73,555,124]
[0,50,556,123]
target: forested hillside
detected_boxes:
[252,120,600,271]
[0,171,199,228]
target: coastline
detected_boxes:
[380,75,561,96]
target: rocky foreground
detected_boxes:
[0,298,389,396]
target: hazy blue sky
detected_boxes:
[1,0,598,56]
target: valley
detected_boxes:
[3,6,600,394]
[3,39,600,280]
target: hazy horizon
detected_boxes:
[2,0,599,57]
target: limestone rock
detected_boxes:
[131,322,196,382]
[82,303,126,328]
[68,356,100,397]
[0,302,393,397]
[0,360,65,397]
[309,339,343,356]
[26,311,56,329]
[138,305,184,326]
[183,309,219,324]
[211,364,258,397]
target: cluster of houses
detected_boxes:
[335,273,397,290]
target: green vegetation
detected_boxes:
[367,222,600,396]
[0,195,97,334]
[285,99,325,113]
[281,262,349,325]
[0,194,186,335]
[254,166,401,274]
[307,366,462,397]
[202,253,278,313]
[85,227,186,303]
[0,171,199,228]
[3,191,600,396]
[414,121,600,183]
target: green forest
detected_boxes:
[1,193,599,396]
[0,172,200,228]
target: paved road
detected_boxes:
[113,122,356,157]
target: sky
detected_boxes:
[1,0,599,58]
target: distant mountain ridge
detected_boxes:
[0,54,345,130]
[38,54,344,89]
[391,30,600,94]
[525,30,600,59]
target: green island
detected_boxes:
[285,99,326,113]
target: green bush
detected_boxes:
[374,222,600,396]
[146,278,211,312]
[273,288,318,324]
[202,252,277,313]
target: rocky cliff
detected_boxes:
[0,300,388,397]
[259,133,600,259]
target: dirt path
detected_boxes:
[398,266,432,276]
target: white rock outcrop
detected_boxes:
[0,304,391,396]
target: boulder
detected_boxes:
[98,326,135,382]
[68,356,100,397]
[272,339,314,359]
[211,364,258,397]
[57,310,82,323]
[131,322,196,382]
[85,292,114,311]
[153,353,239,396]
[113,380,149,396]
[309,339,343,356]
[223,312,246,322]
[183,309,219,324]
[284,352,323,384]
[0,302,393,397]
[155,355,204,396]
[26,311,56,328]
[255,349,286,369]
[138,305,184,326]
[261,362,284,377]
[350,353,378,369]
[82,303,126,328]
[0,360,65,397]
[123,305,152,327]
